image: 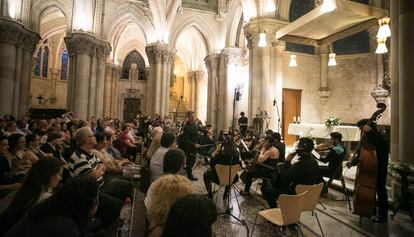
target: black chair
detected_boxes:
[325,165,352,211]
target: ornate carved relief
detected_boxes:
[0,19,40,53]
[222,47,245,67]
[64,33,111,57]
[243,18,288,48]
[30,0,73,31]
[318,87,330,105]
[204,54,220,71]
[145,43,176,64]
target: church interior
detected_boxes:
[0,0,414,236]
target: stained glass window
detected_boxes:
[42,46,49,78]
[121,50,146,80]
[60,49,69,80]
[34,48,41,77]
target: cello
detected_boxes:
[352,102,387,222]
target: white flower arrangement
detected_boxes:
[325,116,341,128]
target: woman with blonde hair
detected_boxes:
[145,174,195,237]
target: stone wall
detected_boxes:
[30,78,67,109]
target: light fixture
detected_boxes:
[328,53,337,66]
[289,55,297,67]
[376,17,391,38]
[258,32,267,47]
[321,0,336,13]
[375,37,388,54]
[265,0,276,12]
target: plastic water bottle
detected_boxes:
[118,197,132,237]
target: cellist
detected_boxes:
[347,119,389,223]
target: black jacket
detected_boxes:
[182,121,199,154]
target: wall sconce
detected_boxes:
[328,53,337,66]
[375,37,388,54]
[377,17,391,38]
[289,55,297,67]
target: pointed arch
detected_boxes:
[30,0,72,32]
[121,50,146,80]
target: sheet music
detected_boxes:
[311,149,321,159]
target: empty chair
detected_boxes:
[251,191,308,236]
[295,182,325,237]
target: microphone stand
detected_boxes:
[217,88,249,237]
[273,98,281,134]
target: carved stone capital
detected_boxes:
[222,47,245,67]
[243,18,288,49]
[318,88,331,105]
[371,86,389,103]
[186,70,205,81]
[145,43,176,64]
[216,0,228,21]
[204,54,220,71]
[64,33,111,58]
[0,18,40,53]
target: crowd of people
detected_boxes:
[0,107,390,236]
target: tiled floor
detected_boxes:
[190,165,414,237]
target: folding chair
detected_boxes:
[215,164,241,210]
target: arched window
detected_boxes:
[121,50,146,81]
[34,48,42,77]
[60,49,69,80]
[42,46,49,78]
[286,0,315,54]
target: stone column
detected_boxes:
[318,46,331,120]
[49,68,60,104]
[103,63,113,118]
[390,0,399,162]
[244,18,287,131]
[0,18,39,117]
[65,33,111,119]
[186,70,205,120]
[399,0,414,164]
[187,71,197,112]
[217,47,245,131]
[205,54,220,127]
[95,56,107,118]
[145,43,176,116]
[111,65,122,118]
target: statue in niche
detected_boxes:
[129,63,138,81]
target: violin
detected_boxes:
[315,142,334,152]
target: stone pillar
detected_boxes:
[390,0,399,162]
[95,57,106,118]
[103,63,113,117]
[205,54,220,127]
[49,68,60,104]
[0,18,39,117]
[64,33,111,119]
[145,43,176,116]
[186,70,205,120]
[244,18,287,131]
[217,47,245,132]
[318,46,331,120]
[399,0,414,164]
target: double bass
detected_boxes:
[352,103,387,221]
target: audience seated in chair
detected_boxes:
[4,176,104,237]
[0,158,63,235]
[150,132,177,182]
[0,135,21,199]
[161,194,217,237]
[145,174,195,237]
[8,134,32,182]
[261,138,322,208]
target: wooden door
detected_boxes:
[123,98,140,122]
[282,89,302,145]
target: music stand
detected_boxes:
[216,87,249,237]
[273,98,282,134]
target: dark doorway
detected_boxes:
[123,98,140,122]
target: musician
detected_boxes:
[238,112,248,138]
[318,132,346,179]
[182,111,203,181]
[271,132,285,162]
[203,136,241,199]
[347,119,389,223]
[261,137,322,208]
[240,136,280,196]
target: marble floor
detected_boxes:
[189,164,414,237]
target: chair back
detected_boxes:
[278,191,307,225]
[295,182,324,211]
[215,164,240,186]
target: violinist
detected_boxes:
[317,132,346,180]
[347,119,389,223]
[240,136,280,196]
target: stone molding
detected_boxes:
[222,47,245,66]
[204,54,220,71]
[216,0,229,21]
[64,33,111,58]
[243,18,288,49]
[145,43,176,64]
[186,71,205,81]
[318,87,331,104]
[0,18,40,53]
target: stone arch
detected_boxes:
[170,16,216,54]
[225,1,244,47]
[116,40,148,66]
[277,0,292,21]
[103,3,157,44]
[30,0,72,32]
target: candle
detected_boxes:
[293,116,297,123]
[297,116,301,123]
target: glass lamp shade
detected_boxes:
[376,17,391,38]
[375,37,388,54]
[258,32,267,47]
[289,55,297,67]
[328,53,337,66]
